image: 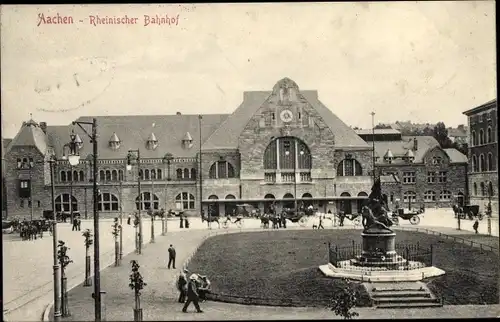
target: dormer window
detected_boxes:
[383,149,394,164]
[74,133,83,149]
[403,149,415,163]
[109,132,121,150]
[182,132,193,149]
[147,132,158,150]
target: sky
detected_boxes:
[1,2,496,139]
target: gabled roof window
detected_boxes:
[109,132,121,150]
[403,149,415,163]
[384,149,394,164]
[182,132,193,149]
[147,132,158,150]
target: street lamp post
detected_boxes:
[119,180,123,260]
[162,153,173,236]
[370,111,376,183]
[127,150,142,255]
[285,144,304,217]
[28,157,34,221]
[150,175,155,244]
[198,115,203,220]
[48,156,62,322]
[68,119,101,321]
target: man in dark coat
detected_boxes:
[168,244,176,269]
[182,275,203,313]
[177,269,189,303]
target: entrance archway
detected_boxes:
[208,195,219,217]
[283,193,295,209]
[357,192,368,213]
[340,192,352,214]
[225,194,236,216]
[264,194,276,213]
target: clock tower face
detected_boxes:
[280,109,293,123]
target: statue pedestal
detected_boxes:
[351,227,403,269]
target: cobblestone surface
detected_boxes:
[47,223,500,321]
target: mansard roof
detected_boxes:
[5,119,48,155]
[202,79,369,150]
[45,114,228,159]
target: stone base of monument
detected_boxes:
[319,226,446,282]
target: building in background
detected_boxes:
[4,78,377,219]
[463,99,498,216]
[356,129,468,210]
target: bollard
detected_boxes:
[84,255,92,286]
[101,291,107,321]
[61,276,71,317]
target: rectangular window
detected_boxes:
[438,171,447,183]
[20,181,29,189]
[427,171,435,183]
[403,172,416,184]
[479,114,483,122]
[271,113,276,120]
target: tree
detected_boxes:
[433,122,453,148]
[374,123,392,129]
[330,278,359,319]
[82,229,93,286]
[112,218,121,266]
[130,260,147,322]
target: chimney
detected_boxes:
[413,137,418,151]
[40,122,47,134]
[176,112,182,115]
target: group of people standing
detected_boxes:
[71,216,82,231]
[18,219,49,240]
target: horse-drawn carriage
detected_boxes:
[391,208,422,225]
[453,204,481,220]
[281,208,309,226]
[42,210,76,222]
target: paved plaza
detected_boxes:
[3,209,498,321]
[45,222,499,321]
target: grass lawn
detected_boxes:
[187,229,498,307]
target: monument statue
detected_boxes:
[362,178,394,233]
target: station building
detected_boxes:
[4,78,381,219]
[356,129,468,211]
[463,99,498,216]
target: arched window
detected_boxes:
[16,158,22,169]
[79,170,85,182]
[175,192,195,210]
[60,171,67,182]
[488,153,494,171]
[471,131,477,146]
[424,191,436,202]
[118,170,124,181]
[403,191,417,203]
[135,192,160,210]
[479,129,484,145]
[337,159,363,176]
[283,193,294,209]
[264,194,275,199]
[208,195,219,200]
[176,169,183,179]
[473,182,478,196]
[151,169,156,180]
[139,169,143,180]
[439,190,452,201]
[73,170,79,182]
[67,171,73,182]
[225,194,236,199]
[472,155,477,172]
[112,170,118,181]
[357,192,368,212]
[480,182,486,196]
[55,194,78,212]
[157,169,162,179]
[99,170,105,181]
[479,154,485,172]
[191,168,197,179]
[263,137,312,170]
[184,168,189,179]
[98,193,119,211]
[144,169,150,180]
[105,170,111,181]
[487,127,492,143]
[209,161,235,179]
[488,181,494,196]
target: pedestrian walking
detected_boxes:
[180,215,184,228]
[77,217,82,231]
[182,275,203,313]
[473,217,479,234]
[127,214,131,225]
[318,215,325,229]
[72,217,78,231]
[177,269,189,303]
[168,244,176,269]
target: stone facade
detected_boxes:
[4,78,376,219]
[463,99,498,216]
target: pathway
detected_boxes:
[45,224,500,321]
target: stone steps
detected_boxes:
[364,281,443,309]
